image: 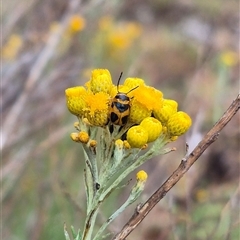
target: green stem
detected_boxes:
[100,136,168,202]
[93,195,135,240]
[82,133,169,240]
[82,208,99,240]
[83,151,94,212]
[83,144,99,195]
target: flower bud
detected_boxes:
[78,131,89,144]
[136,170,148,182]
[126,126,148,148]
[70,132,80,142]
[167,111,192,136]
[140,117,162,142]
[89,140,97,147]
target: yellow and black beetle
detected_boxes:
[109,72,138,126]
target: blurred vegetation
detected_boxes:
[2,0,239,239]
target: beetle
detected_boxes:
[109,72,138,126]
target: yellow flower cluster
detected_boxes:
[68,15,86,33]
[65,69,192,148]
[70,131,89,144]
[65,70,111,126]
[2,34,23,60]
[98,16,142,51]
[220,50,238,67]
[65,68,193,240]
[95,16,142,62]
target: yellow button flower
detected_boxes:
[123,78,145,89]
[167,111,192,136]
[126,126,148,148]
[132,85,163,111]
[140,117,162,142]
[129,99,152,124]
[65,86,87,116]
[128,85,163,124]
[154,99,178,124]
[84,92,109,126]
[109,85,132,98]
[88,69,113,94]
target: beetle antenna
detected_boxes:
[117,72,123,92]
[126,85,139,94]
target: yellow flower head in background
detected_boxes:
[2,34,23,60]
[98,16,113,31]
[107,21,142,50]
[108,31,131,50]
[220,50,238,67]
[97,16,142,59]
[69,15,86,33]
[125,22,142,39]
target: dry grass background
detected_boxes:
[1,0,239,239]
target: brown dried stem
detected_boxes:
[113,94,240,240]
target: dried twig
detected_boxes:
[113,94,240,240]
